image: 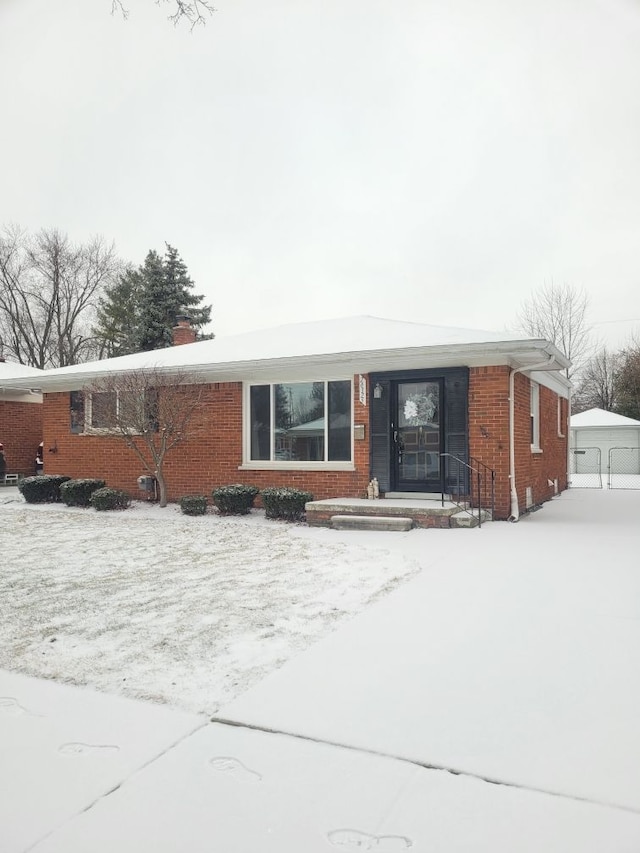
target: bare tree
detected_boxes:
[111,0,215,28]
[0,226,120,368]
[87,367,205,507]
[614,346,640,421]
[572,347,622,413]
[516,283,593,381]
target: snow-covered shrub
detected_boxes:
[89,487,131,511]
[18,475,71,504]
[212,484,259,515]
[261,487,313,522]
[180,494,208,516]
[60,478,106,507]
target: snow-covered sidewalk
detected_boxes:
[3,669,640,853]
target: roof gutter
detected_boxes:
[508,353,556,522]
[0,339,570,393]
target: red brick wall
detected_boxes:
[468,366,511,518]
[41,369,567,518]
[0,400,43,476]
[469,367,568,519]
[42,378,371,502]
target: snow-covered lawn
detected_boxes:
[0,491,419,714]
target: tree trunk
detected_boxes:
[156,469,168,508]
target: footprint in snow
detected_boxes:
[328,829,413,850]
[0,696,41,717]
[209,756,262,783]
[58,742,120,756]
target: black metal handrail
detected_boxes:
[439,453,495,527]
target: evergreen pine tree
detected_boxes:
[136,249,174,351]
[93,244,212,356]
[137,245,212,352]
[94,267,143,358]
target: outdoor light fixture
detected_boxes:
[373,382,383,399]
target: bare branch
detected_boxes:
[86,367,206,506]
[0,226,121,367]
[516,282,594,381]
[112,1,215,28]
[158,0,215,29]
[111,1,129,19]
[572,347,623,413]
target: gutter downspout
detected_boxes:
[566,382,572,491]
[508,354,555,521]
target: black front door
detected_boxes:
[392,379,442,492]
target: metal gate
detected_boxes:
[569,447,602,489]
[609,447,640,490]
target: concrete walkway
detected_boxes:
[2,669,639,852]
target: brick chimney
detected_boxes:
[172,315,197,346]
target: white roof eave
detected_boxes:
[4,340,570,393]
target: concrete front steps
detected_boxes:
[305,496,487,530]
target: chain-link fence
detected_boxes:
[609,447,640,490]
[569,447,602,489]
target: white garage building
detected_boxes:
[570,408,640,485]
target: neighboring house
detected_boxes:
[0,316,571,519]
[570,408,640,478]
[0,359,43,478]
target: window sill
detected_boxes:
[531,446,543,455]
[239,461,355,472]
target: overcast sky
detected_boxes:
[2,0,640,348]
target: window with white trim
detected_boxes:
[70,391,156,434]
[530,380,541,450]
[557,397,566,437]
[248,380,352,463]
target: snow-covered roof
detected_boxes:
[571,408,640,428]
[0,360,43,380]
[0,360,43,402]
[0,316,571,391]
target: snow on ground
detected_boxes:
[0,490,419,715]
[223,487,640,812]
[3,487,640,851]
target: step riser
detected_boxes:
[330,515,414,532]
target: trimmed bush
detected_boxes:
[212,484,259,515]
[60,478,106,508]
[89,487,131,511]
[18,475,71,504]
[180,494,208,516]
[261,487,313,522]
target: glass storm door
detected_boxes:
[392,380,442,491]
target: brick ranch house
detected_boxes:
[3,316,571,520]
[0,359,43,479]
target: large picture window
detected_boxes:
[249,380,352,463]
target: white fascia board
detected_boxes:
[6,340,569,392]
[529,370,572,399]
[0,389,43,403]
[572,423,640,431]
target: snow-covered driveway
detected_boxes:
[0,493,419,714]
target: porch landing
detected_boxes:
[305,497,482,529]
